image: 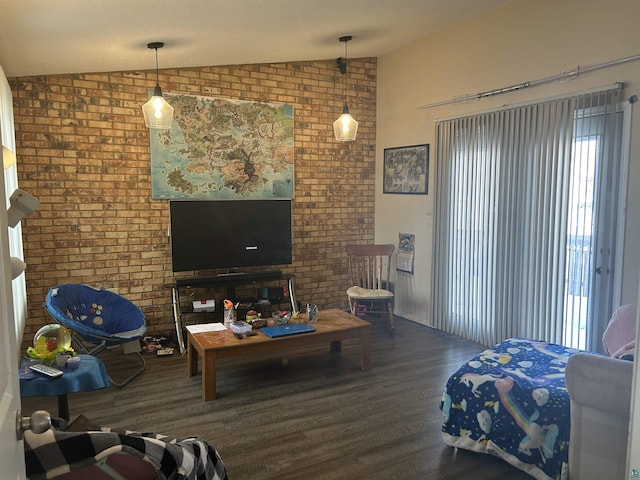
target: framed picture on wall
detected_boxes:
[383,144,429,194]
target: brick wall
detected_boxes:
[9,58,377,345]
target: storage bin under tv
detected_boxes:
[169,270,297,353]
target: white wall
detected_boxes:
[376,0,640,325]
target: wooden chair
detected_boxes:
[346,244,395,332]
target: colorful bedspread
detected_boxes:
[440,338,581,480]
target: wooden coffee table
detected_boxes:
[187,308,371,400]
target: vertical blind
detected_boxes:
[432,87,621,348]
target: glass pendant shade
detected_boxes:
[333,103,358,141]
[142,85,174,129]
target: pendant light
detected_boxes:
[333,35,358,142]
[141,42,174,129]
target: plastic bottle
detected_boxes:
[223,299,235,326]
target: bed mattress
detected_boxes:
[440,338,582,480]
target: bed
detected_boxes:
[440,338,581,480]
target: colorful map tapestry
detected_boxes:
[150,93,294,200]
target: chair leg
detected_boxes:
[348,297,358,316]
[72,336,108,356]
[387,302,395,333]
[73,336,146,387]
[107,352,146,388]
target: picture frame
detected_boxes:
[383,144,429,194]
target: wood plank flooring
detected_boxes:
[21,315,532,479]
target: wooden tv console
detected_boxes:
[169,270,297,354]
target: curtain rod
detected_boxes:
[434,83,624,123]
[417,53,640,110]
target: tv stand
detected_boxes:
[170,270,297,354]
[173,269,284,287]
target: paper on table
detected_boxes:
[185,323,227,334]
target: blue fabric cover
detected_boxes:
[440,338,583,480]
[45,284,146,345]
[20,354,110,397]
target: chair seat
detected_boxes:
[347,286,394,300]
[46,284,146,345]
[45,284,147,387]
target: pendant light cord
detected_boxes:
[338,35,352,108]
[155,47,159,87]
[147,42,165,88]
[343,40,347,106]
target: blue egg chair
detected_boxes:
[45,284,147,387]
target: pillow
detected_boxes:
[602,304,637,358]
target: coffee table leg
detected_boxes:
[202,351,217,400]
[187,337,198,377]
[361,327,371,371]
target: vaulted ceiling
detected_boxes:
[0,0,511,77]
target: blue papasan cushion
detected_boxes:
[46,284,146,343]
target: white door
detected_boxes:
[562,100,625,352]
[0,158,26,477]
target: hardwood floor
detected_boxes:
[21,315,532,479]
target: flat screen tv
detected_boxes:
[169,200,292,273]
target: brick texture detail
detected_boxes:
[9,58,377,344]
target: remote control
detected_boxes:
[29,363,63,378]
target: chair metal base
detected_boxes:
[106,351,146,387]
[71,336,146,387]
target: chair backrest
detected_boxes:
[46,284,146,337]
[346,244,394,291]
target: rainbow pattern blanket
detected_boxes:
[440,338,582,480]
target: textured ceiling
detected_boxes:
[0,0,511,78]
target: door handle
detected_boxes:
[16,409,51,440]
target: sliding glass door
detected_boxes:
[432,87,625,350]
[565,101,626,351]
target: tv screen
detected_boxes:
[169,200,292,272]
